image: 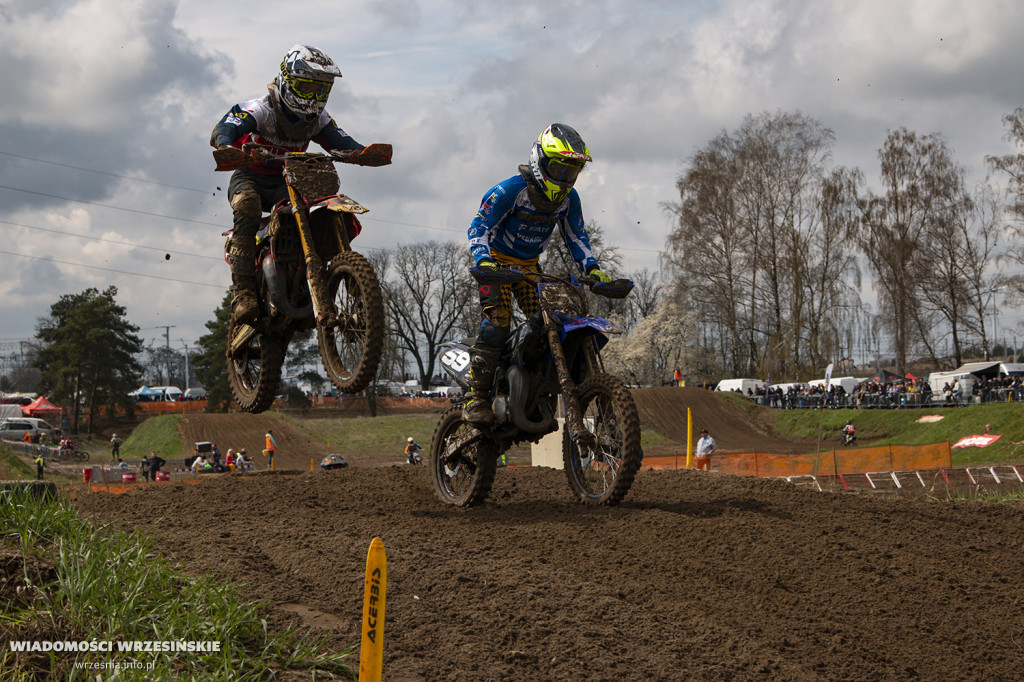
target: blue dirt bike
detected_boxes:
[430,267,642,507]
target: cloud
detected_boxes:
[2,0,1023,349]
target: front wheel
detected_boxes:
[562,373,643,506]
[318,251,385,394]
[226,316,286,413]
[429,405,498,507]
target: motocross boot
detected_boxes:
[229,205,261,323]
[462,346,501,424]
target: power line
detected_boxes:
[0,249,227,289]
[0,150,212,194]
[0,184,222,227]
[0,218,221,261]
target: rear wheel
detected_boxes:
[226,316,286,413]
[318,251,384,393]
[429,405,498,507]
[562,373,643,506]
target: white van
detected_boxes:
[927,371,976,400]
[807,376,864,394]
[0,404,23,419]
[715,378,766,395]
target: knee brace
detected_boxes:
[476,317,510,351]
[230,190,261,219]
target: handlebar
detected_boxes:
[213,142,392,171]
[469,266,633,299]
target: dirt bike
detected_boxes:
[58,440,89,462]
[213,143,390,412]
[430,267,642,507]
[842,429,856,446]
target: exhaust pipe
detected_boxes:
[261,254,313,319]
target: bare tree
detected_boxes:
[664,111,858,380]
[987,107,1024,311]
[380,241,476,390]
[859,128,968,374]
[917,182,1001,365]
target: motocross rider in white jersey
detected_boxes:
[210,44,388,323]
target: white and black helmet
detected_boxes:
[276,44,342,117]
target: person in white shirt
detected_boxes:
[696,429,717,457]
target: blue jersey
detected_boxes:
[468,174,598,273]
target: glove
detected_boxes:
[588,267,612,283]
[477,258,498,272]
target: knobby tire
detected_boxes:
[429,405,498,507]
[318,251,385,394]
[226,315,286,413]
[562,373,643,505]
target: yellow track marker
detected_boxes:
[359,537,386,681]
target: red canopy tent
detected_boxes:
[22,396,63,418]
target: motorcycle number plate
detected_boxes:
[441,348,471,374]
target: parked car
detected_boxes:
[0,418,55,443]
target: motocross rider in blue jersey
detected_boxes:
[210,44,388,323]
[462,123,612,424]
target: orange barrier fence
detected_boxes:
[707,442,952,477]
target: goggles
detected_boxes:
[288,76,333,102]
[544,156,585,184]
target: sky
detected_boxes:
[1,0,1022,361]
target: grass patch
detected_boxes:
[0,487,353,680]
[640,427,675,450]
[766,402,1024,467]
[0,444,35,479]
[121,415,182,461]
[292,412,442,456]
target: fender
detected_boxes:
[309,194,367,240]
[560,316,621,349]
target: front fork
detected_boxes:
[287,185,337,327]
[544,311,597,448]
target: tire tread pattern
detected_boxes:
[429,405,498,507]
[319,251,385,394]
[562,373,643,506]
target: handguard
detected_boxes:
[590,278,634,299]
[336,143,393,167]
[212,146,250,171]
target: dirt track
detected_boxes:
[71,465,1024,681]
[65,389,1024,680]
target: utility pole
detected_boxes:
[156,326,176,385]
[180,341,191,390]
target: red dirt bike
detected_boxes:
[213,143,390,412]
[430,267,642,507]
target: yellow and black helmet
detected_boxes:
[527,123,592,204]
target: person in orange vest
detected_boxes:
[264,430,277,470]
[673,368,683,387]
